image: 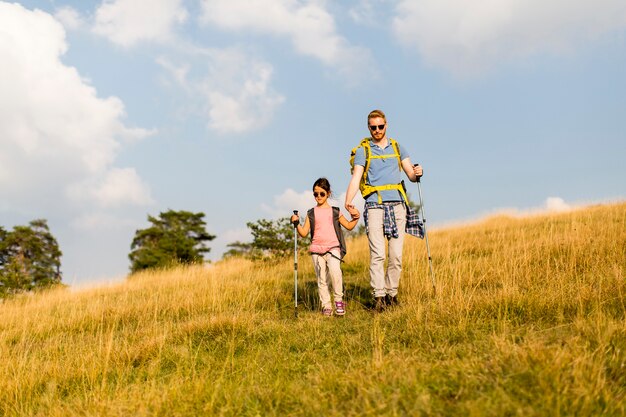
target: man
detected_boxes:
[345,109,423,311]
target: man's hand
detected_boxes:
[401,159,423,182]
[413,164,423,179]
[346,204,359,219]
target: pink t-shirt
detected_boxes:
[309,207,340,254]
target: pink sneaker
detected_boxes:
[322,307,333,317]
[334,301,346,316]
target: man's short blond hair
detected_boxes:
[367,109,387,123]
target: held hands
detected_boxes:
[290,214,300,227]
[345,204,360,220]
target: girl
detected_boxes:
[291,178,360,316]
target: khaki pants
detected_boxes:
[311,248,343,309]
[366,204,406,298]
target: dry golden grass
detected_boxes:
[0,202,624,416]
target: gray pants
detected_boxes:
[366,204,406,298]
[311,248,343,309]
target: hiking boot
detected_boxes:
[374,296,386,312]
[322,307,333,317]
[334,301,346,316]
[385,294,399,307]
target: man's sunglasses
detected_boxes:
[313,192,327,198]
[369,124,385,131]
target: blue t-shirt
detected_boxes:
[353,138,409,202]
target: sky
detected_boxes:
[1,0,625,286]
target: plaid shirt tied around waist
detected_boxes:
[364,201,424,239]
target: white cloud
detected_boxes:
[68,168,154,208]
[392,0,626,76]
[158,49,285,134]
[261,188,314,219]
[93,0,188,47]
[545,197,571,212]
[72,212,139,231]
[0,2,154,211]
[93,168,153,206]
[199,0,375,80]
[54,6,86,30]
[349,0,383,25]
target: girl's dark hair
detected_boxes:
[313,177,331,194]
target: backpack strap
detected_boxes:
[390,139,402,171]
[358,138,371,190]
[360,138,408,204]
[368,139,401,169]
[332,206,347,259]
[307,208,315,240]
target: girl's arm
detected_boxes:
[339,210,360,231]
[290,214,310,238]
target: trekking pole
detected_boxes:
[292,210,299,318]
[415,165,436,294]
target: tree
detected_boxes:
[223,241,253,259]
[244,217,309,259]
[0,226,8,269]
[0,219,63,296]
[129,210,215,273]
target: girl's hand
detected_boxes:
[290,214,299,225]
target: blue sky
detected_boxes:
[1,0,624,285]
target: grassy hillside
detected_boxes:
[1,202,624,416]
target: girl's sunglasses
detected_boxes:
[313,192,327,198]
[369,124,386,131]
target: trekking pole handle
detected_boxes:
[292,210,299,227]
[413,164,423,183]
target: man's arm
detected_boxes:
[401,158,423,182]
[345,165,364,213]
